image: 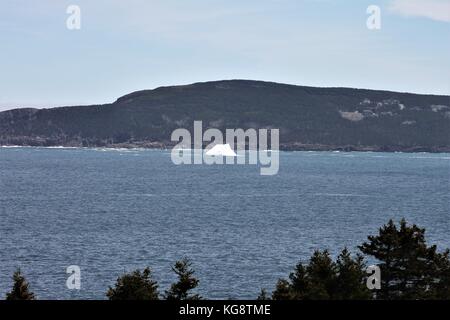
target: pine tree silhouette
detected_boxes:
[359,219,450,299]
[106,267,159,300]
[6,269,35,300]
[165,258,201,300]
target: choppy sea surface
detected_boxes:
[0,147,449,299]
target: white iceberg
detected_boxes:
[205,144,237,156]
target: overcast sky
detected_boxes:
[0,0,449,111]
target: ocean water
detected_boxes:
[0,147,449,299]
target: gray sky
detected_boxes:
[0,0,449,111]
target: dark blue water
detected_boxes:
[0,147,449,299]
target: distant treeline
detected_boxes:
[4,219,450,300]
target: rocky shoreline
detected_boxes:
[1,137,449,153]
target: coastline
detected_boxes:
[1,141,450,153]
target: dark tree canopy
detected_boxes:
[272,249,371,300]
[359,219,450,300]
[334,248,372,300]
[165,258,201,300]
[106,267,159,300]
[6,269,35,300]
[269,219,450,300]
[256,288,270,300]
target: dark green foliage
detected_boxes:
[359,219,450,300]
[300,250,336,299]
[6,269,35,300]
[431,251,450,299]
[334,248,372,300]
[106,267,159,300]
[272,249,371,300]
[165,258,201,300]
[1,80,449,151]
[270,219,450,300]
[272,279,293,300]
[257,288,270,300]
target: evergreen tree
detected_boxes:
[431,250,450,299]
[256,288,270,300]
[288,262,310,299]
[165,258,201,300]
[359,219,450,299]
[334,248,372,299]
[106,267,159,300]
[303,250,336,299]
[272,279,294,300]
[6,269,35,300]
[272,249,370,300]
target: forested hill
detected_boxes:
[1,80,449,151]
